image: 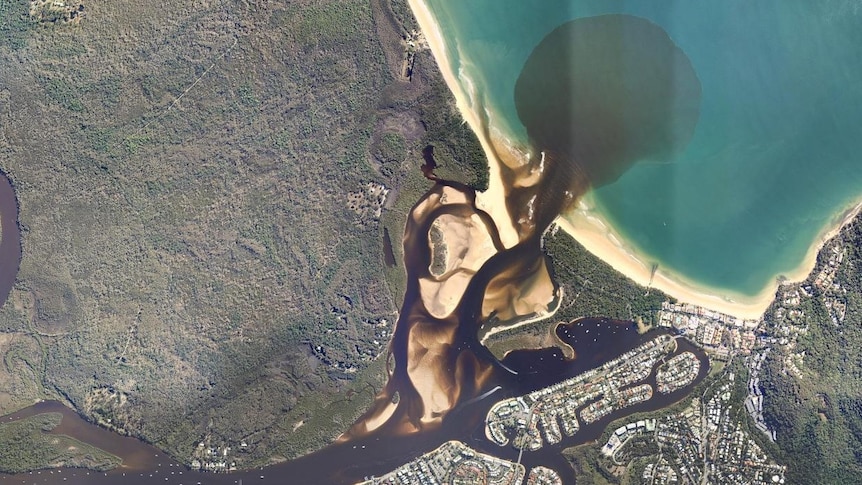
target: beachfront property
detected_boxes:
[694,241,849,371]
[761,242,848,377]
[813,244,845,291]
[658,301,758,358]
[485,334,699,451]
[360,440,525,485]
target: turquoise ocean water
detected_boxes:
[423,0,862,296]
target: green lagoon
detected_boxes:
[422,0,862,297]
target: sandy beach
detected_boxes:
[407,0,520,250]
[557,196,862,320]
[408,0,862,321]
[556,210,772,319]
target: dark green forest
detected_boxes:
[761,217,862,484]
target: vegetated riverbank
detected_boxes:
[0,0,490,472]
[0,403,128,474]
[1,320,707,485]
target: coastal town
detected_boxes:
[525,466,563,485]
[655,352,701,394]
[359,440,572,485]
[355,237,852,484]
[484,334,701,451]
[635,240,854,481]
[600,372,786,484]
[657,302,758,359]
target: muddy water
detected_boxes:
[0,14,711,483]
[0,322,706,485]
[1,401,176,472]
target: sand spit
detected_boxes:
[407,0,519,250]
[360,401,398,434]
[479,287,563,345]
[409,0,862,321]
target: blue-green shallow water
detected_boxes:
[424,0,862,296]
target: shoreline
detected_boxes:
[478,287,564,345]
[557,196,862,320]
[407,0,862,321]
[407,0,520,250]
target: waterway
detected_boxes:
[0,176,708,484]
[422,0,862,299]
[0,10,718,483]
[0,85,712,484]
[1,321,706,485]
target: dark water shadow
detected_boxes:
[382,227,396,268]
[506,14,702,235]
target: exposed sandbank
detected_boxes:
[408,0,862,321]
[419,209,496,319]
[360,401,397,433]
[407,0,519,250]
[479,288,563,345]
[480,253,556,322]
[406,320,459,423]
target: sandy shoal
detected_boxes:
[479,288,563,345]
[407,0,519,250]
[408,0,862,321]
[420,213,497,318]
[362,401,397,433]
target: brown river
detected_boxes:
[0,14,709,484]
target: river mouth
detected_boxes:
[0,13,710,485]
[0,173,709,485]
[324,15,707,475]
